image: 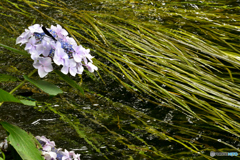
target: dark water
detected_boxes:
[1,0,240,159]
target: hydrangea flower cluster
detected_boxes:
[16,24,98,78]
[0,136,81,160]
[0,138,8,151]
[36,136,80,160]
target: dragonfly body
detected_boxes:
[42,26,57,41]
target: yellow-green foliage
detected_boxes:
[1,0,240,159]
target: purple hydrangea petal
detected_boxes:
[16,37,28,45]
[33,57,53,78]
[61,59,77,76]
[16,29,31,45]
[29,49,40,60]
[38,66,49,78]
[54,42,68,65]
[85,62,98,73]
[66,37,77,46]
[76,63,84,74]
[28,24,42,33]
[70,151,81,160]
[42,151,57,160]
[69,67,77,76]
[51,24,68,39]
[72,45,84,63]
[39,57,52,67]
[42,145,52,152]
[61,65,69,75]
[24,37,37,51]
[62,149,71,160]
[44,64,53,73]
[36,37,54,57]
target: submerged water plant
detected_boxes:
[1,0,240,159]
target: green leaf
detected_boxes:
[0,74,18,82]
[20,100,36,106]
[54,70,84,95]
[0,122,44,160]
[0,151,5,160]
[23,75,63,96]
[0,89,22,103]
[0,43,28,56]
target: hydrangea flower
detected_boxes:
[35,136,56,151]
[51,24,68,39]
[16,24,98,78]
[29,24,43,33]
[35,136,81,160]
[53,41,68,65]
[1,136,81,160]
[16,29,31,45]
[33,57,53,78]
[61,59,77,76]
[24,36,37,52]
[0,138,8,151]
[42,151,57,160]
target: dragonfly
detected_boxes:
[42,26,57,41]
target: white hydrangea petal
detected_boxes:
[30,50,40,60]
[38,66,48,78]
[66,37,77,46]
[76,63,84,74]
[33,59,41,69]
[70,67,77,76]
[44,64,53,73]
[28,24,42,33]
[42,145,52,152]
[16,37,28,45]
[61,65,69,75]
[42,151,57,160]
[86,62,98,73]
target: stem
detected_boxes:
[9,69,37,94]
[0,69,37,107]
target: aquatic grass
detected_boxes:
[1,0,240,159]
[47,106,109,160]
[50,91,216,159]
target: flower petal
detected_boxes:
[38,66,48,78]
[61,65,69,75]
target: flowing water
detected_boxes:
[0,0,240,159]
